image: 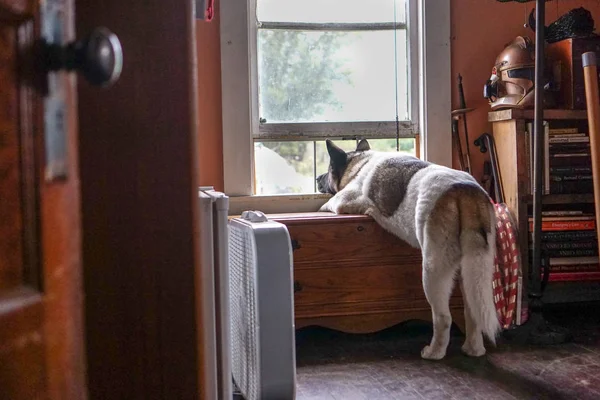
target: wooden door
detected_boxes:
[0,0,86,399]
[75,1,203,399]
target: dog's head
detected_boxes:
[317,139,371,194]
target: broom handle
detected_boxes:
[582,51,600,254]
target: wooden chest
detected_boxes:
[271,213,465,334]
[547,36,600,109]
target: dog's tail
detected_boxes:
[458,187,501,345]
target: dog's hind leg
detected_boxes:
[420,248,460,360]
[460,279,486,357]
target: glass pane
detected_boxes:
[257,0,406,24]
[254,141,316,194]
[258,29,409,124]
[367,138,416,155]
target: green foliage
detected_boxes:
[258,30,351,122]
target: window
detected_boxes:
[220,0,450,209]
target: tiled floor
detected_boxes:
[295,302,600,400]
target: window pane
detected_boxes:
[367,138,416,155]
[258,29,409,124]
[254,141,316,195]
[257,0,406,24]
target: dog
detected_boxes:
[317,139,500,360]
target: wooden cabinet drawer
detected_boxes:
[276,214,421,268]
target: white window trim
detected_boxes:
[220,0,450,213]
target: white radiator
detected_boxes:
[229,211,297,400]
[199,188,296,400]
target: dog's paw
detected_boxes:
[420,345,446,360]
[318,204,332,213]
[461,342,486,357]
[318,201,335,213]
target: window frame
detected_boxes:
[220,0,451,210]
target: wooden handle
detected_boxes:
[582,51,600,254]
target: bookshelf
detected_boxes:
[488,109,600,302]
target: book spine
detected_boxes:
[549,133,586,139]
[541,210,584,216]
[544,241,597,250]
[548,128,579,134]
[546,249,599,258]
[533,230,598,242]
[527,216,594,221]
[548,256,600,266]
[550,264,600,272]
[549,143,590,152]
[549,175,593,181]
[549,137,589,144]
[528,220,596,231]
[549,166,592,174]
[551,152,591,158]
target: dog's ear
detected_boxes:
[356,139,370,152]
[326,139,347,166]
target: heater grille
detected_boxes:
[229,223,261,400]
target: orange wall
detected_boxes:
[451,0,600,180]
[197,0,600,187]
[196,0,224,191]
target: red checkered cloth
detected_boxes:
[492,203,521,329]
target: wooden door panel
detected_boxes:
[76,1,201,398]
[0,292,45,400]
[0,23,26,293]
[1,0,86,399]
[0,4,47,398]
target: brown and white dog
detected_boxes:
[317,139,500,360]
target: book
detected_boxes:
[546,248,599,258]
[544,241,597,250]
[541,210,585,216]
[549,127,579,134]
[548,256,600,266]
[530,230,597,242]
[549,263,600,272]
[548,136,589,144]
[551,152,591,158]
[528,219,596,231]
[549,166,592,174]
[528,216,595,221]
[549,143,590,153]
[547,271,600,282]
[549,174,593,182]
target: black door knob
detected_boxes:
[43,27,123,87]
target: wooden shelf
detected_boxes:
[523,194,595,205]
[548,271,600,283]
[488,109,588,122]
